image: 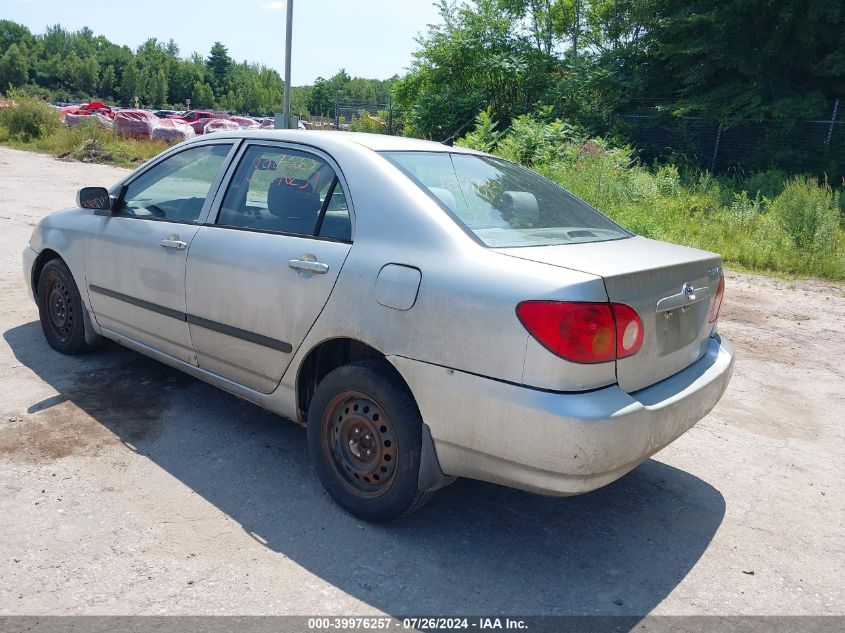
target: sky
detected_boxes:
[4,0,443,85]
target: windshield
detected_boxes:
[382,151,631,248]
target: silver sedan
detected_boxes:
[23,131,735,521]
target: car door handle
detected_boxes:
[289,259,329,274]
[160,237,187,250]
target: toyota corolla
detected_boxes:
[23,131,735,521]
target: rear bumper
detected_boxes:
[389,335,735,495]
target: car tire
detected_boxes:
[307,359,433,522]
[37,258,97,355]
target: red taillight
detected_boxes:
[709,274,725,322]
[516,301,643,364]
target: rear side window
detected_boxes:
[117,143,233,222]
[382,151,630,248]
[216,145,351,240]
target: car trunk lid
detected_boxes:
[500,236,723,392]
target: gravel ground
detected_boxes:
[0,146,843,616]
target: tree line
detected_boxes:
[0,20,395,116]
[393,0,845,140]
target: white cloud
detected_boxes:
[261,1,286,9]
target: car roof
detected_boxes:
[193,129,485,155]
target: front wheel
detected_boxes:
[37,258,97,355]
[307,360,433,521]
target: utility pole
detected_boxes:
[282,0,293,129]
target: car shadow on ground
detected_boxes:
[4,321,725,616]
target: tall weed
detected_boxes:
[769,177,841,255]
[461,111,845,280]
[0,90,60,142]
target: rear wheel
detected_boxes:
[37,258,96,355]
[307,360,432,521]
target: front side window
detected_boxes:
[382,151,631,248]
[118,143,233,223]
[216,145,351,240]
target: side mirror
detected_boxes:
[77,186,114,214]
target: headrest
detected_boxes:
[267,178,320,219]
[428,187,457,211]
[495,191,540,228]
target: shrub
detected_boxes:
[496,114,585,166]
[769,177,841,255]
[655,164,682,197]
[0,90,60,141]
[347,111,386,134]
[459,108,501,153]
[744,169,789,199]
[728,190,765,227]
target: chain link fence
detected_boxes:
[617,100,843,180]
[307,98,844,179]
[326,101,404,135]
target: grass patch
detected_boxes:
[0,92,169,167]
[1,121,168,167]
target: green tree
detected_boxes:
[41,24,72,58]
[583,0,647,52]
[303,69,399,118]
[191,81,215,108]
[308,76,334,116]
[98,43,135,97]
[394,0,552,138]
[497,0,561,56]
[151,68,168,108]
[135,37,170,70]
[0,20,34,55]
[206,42,232,97]
[79,55,99,95]
[60,51,83,94]
[34,54,64,90]
[290,85,311,116]
[98,64,115,99]
[640,0,845,123]
[0,43,29,90]
[169,57,205,106]
[119,62,139,105]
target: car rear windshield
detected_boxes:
[382,151,631,248]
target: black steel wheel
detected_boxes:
[323,391,398,498]
[37,258,96,355]
[45,273,74,343]
[307,360,433,521]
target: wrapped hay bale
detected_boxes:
[203,118,240,134]
[66,112,114,129]
[65,113,90,128]
[94,112,114,128]
[58,105,79,122]
[151,118,196,142]
[229,116,259,129]
[114,109,159,139]
[185,118,210,134]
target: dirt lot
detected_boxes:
[0,146,843,616]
